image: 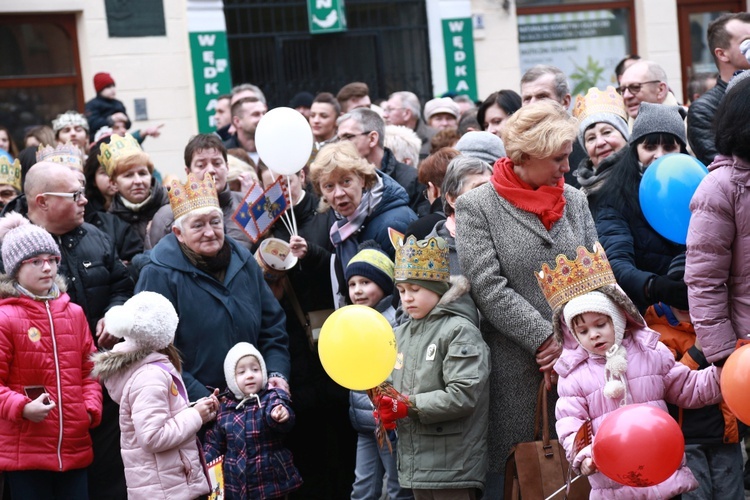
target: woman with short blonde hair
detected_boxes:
[502,100,578,166]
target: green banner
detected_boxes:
[189,31,233,133]
[441,18,478,102]
[307,0,347,34]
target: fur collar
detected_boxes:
[0,274,68,299]
[438,275,471,306]
[91,348,154,381]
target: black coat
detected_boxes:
[381,147,430,216]
[85,95,130,136]
[687,79,727,167]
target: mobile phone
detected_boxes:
[24,385,50,404]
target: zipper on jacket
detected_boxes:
[45,300,64,471]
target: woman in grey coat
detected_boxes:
[455,101,598,497]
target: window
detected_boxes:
[0,14,83,150]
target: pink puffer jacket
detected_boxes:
[93,345,210,500]
[555,320,722,499]
[685,154,750,362]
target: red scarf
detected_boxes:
[490,157,566,230]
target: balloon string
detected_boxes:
[544,474,582,500]
[286,175,298,236]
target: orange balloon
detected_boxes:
[592,404,684,487]
[720,344,750,424]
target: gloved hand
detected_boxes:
[372,410,397,430]
[649,275,689,310]
[377,396,409,423]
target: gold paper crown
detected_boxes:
[535,242,617,310]
[391,230,450,283]
[36,142,84,171]
[0,156,22,192]
[167,172,220,220]
[573,86,627,122]
[97,133,142,177]
[52,110,89,133]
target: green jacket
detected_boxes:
[392,276,490,491]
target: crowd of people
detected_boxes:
[0,10,749,500]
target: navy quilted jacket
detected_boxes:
[202,388,302,499]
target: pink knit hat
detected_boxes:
[0,212,60,277]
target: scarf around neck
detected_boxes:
[491,157,566,230]
[180,239,232,282]
[329,174,385,267]
[15,281,60,301]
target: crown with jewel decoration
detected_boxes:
[167,172,220,220]
[536,242,617,310]
[36,142,84,171]
[0,156,22,192]
[573,86,627,122]
[97,133,143,177]
[391,229,450,283]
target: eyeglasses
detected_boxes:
[22,256,61,268]
[382,107,404,114]
[337,131,372,142]
[41,188,85,203]
[616,80,661,95]
[421,188,429,200]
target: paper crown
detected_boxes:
[36,142,84,171]
[536,242,617,310]
[573,86,627,122]
[167,172,220,220]
[97,133,142,177]
[0,156,22,192]
[391,229,450,282]
[52,110,89,133]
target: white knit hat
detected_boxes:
[105,291,179,351]
[563,291,629,402]
[224,342,267,399]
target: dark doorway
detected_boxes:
[224,0,433,107]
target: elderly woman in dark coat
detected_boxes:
[455,101,598,497]
[135,173,290,400]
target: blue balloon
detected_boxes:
[639,153,708,245]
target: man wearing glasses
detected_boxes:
[617,60,680,123]
[383,91,435,160]
[2,161,133,500]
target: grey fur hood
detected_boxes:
[0,274,68,299]
[417,275,478,325]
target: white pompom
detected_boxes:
[606,355,628,376]
[104,305,132,339]
[603,380,625,399]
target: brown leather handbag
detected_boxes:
[503,381,591,500]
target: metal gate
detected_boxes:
[224,0,433,107]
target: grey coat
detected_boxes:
[455,182,598,474]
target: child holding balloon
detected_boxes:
[374,234,490,499]
[645,253,745,499]
[345,243,413,500]
[539,243,723,498]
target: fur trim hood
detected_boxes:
[91,347,170,404]
[410,275,477,325]
[0,274,68,299]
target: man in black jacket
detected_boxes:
[336,107,429,216]
[688,12,750,166]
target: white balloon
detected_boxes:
[255,107,314,175]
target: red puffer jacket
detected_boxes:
[0,277,102,471]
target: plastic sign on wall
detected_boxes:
[441,17,478,102]
[308,0,347,34]
[189,31,233,133]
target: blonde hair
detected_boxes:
[111,151,154,179]
[501,101,578,165]
[309,141,378,195]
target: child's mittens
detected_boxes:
[377,395,409,424]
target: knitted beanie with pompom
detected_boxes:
[0,212,60,278]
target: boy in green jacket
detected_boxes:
[376,234,490,499]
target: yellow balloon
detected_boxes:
[318,305,398,390]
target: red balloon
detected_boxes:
[592,404,684,487]
[721,344,750,424]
